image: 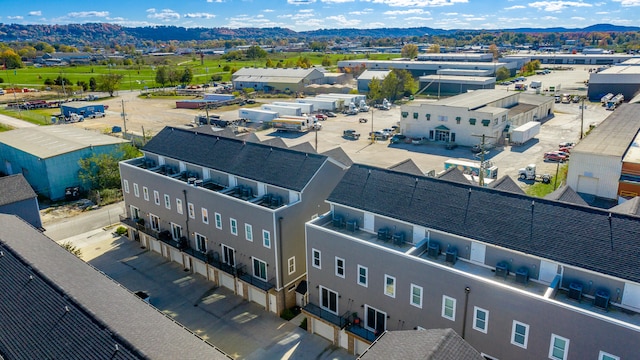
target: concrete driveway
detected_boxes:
[64,228,354,360]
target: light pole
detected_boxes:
[370,107,374,143]
[580,96,585,140]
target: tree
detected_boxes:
[246,45,267,60]
[89,77,97,91]
[265,58,275,67]
[380,71,404,103]
[321,56,332,66]
[394,69,418,96]
[488,44,499,60]
[61,241,82,258]
[427,44,440,53]
[78,144,141,191]
[97,73,124,97]
[155,66,168,87]
[401,44,419,59]
[180,67,193,85]
[0,49,23,69]
[496,67,510,81]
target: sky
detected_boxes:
[1,0,639,32]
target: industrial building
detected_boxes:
[303,163,640,358]
[356,70,391,93]
[337,59,519,79]
[567,103,640,203]
[399,89,554,147]
[0,127,129,200]
[417,75,495,97]
[60,102,105,118]
[231,67,325,93]
[586,58,640,101]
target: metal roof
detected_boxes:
[232,67,321,79]
[433,89,516,109]
[419,75,494,84]
[233,75,304,84]
[574,103,640,157]
[0,126,128,159]
[358,70,392,80]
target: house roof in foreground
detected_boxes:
[0,174,37,206]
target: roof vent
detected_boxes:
[65,306,70,312]
[0,251,3,257]
[115,344,119,352]
[29,275,34,281]
[531,200,535,207]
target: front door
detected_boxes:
[365,305,386,336]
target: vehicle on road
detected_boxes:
[518,164,551,184]
[544,152,568,162]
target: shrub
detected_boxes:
[281,308,296,321]
[115,226,128,236]
[300,318,307,330]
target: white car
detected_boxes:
[89,112,105,118]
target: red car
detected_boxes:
[544,152,568,162]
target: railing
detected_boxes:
[346,323,379,342]
[237,268,275,291]
[302,303,348,328]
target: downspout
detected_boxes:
[277,216,284,310]
[461,286,471,339]
[183,189,190,247]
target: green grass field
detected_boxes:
[0,52,383,93]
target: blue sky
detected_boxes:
[2,0,639,31]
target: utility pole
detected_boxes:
[370,107,375,144]
[580,96,585,140]
[121,99,127,135]
[471,134,496,187]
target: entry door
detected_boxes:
[365,305,386,335]
[470,242,486,264]
[539,260,558,284]
[363,212,374,232]
[622,283,640,310]
[413,225,428,243]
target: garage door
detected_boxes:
[170,248,183,266]
[339,329,348,350]
[220,273,235,291]
[313,319,335,341]
[249,287,267,308]
[150,239,161,254]
[577,175,599,195]
[354,339,370,356]
[193,259,207,277]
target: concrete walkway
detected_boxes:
[0,113,37,128]
[63,228,354,360]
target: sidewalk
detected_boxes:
[65,228,354,360]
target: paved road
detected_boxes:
[0,113,37,128]
[43,201,126,241]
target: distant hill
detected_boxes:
[0,23,638,45]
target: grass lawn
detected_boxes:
[0,123,14,132]
[525,163,568,197]
[0,108,58,125]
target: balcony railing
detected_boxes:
[302,303,348,328]
[237,265,275,291]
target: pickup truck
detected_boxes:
[343,129,360,140]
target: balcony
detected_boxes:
[237,265,275,291]
[318,216,413,253]
[302,303,348,329]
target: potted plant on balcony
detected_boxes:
[135,218,145,230]
[352,312,361,325]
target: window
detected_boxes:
[143,187,149,201]
[312,249,321,269]
[262,230,271,248]
[153,191,160,205]
[195,233,207,252]
[129,205,140,220]
[442,295,456,321]
[170,223,182,241]
[319,286,338,314]
[357,265,368,287]
[164,194,171,209]
[187,203,195,219]
[245,223,253,241]
[548,334,569,360]
[252,257,267,281]
[482,119,491,127]
[335,257,345,278]
[384,275,396,297]
[426,113,431,120]
[413,112,418,119]
[201,208,208,224]
[401,111,408,118]
[123,180,129,193]
[469,118,476,125]
[133,183,139,197]
[230,218,238,236]
[215,213,222,229]
[493,118,498,125]
[222,244,235,267]
[365,305,386,335]
[599,351,620,360]
[511,321,529,348]
[176,198,183,214]
[455,116,461,124]
[437,115,448,122]
[473,307,489,333]
[410,284,423,308]
[288,256,295,275]
[149,214,160,231]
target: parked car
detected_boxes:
[381,128,395,137]
[411,136,428,145]
[390,134,406,144]
[315,114,327,121]
[544,152,568,162]
[558,142,576,148]
[326,112,337,117]
[343,129,360,140]
[89,112,105,118]
[558,146,573,153]
[572,95,581,103]
[515,76,526,82]
[369,131,389,140]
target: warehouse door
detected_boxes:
[577,175,599,195]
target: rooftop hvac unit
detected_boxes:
[428,242,440,258]
[377,228,390,241]
[188,177,196,185]
[594,289,610,310]
[495,261,509,279]
[515,267,529,286]
[242,187,253,198]
[392,231,405,246]
[235,185,244,196]
[194,179,203,187]
[445,247,458,265]
[333,216,344,228]
[270,195,282,207]
[569,282,583,302]
[346,219,358,232]
[263,194,273,204]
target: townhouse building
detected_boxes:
[303,163,640,359]
[119,127,346,315]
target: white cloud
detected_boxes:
[442,12,458,15]
[363,0,468,6]
[147,9,180,21]
[263,9,275,12]
[287,0,316,4]
[383,8,429,15]
[106,17,125,21]
[146,8,156,13]
[207,0,224,2]
[184,12,216,19]
[541,15,559,20]
[405,16,434,21]
[67,11,109,18]
[528,1,592,12]
[505,5,526,9]
[325,14,360,27]
[612,0,640,6]
[28,11,42,16]
[321,0,355,3]
[7,16,24,20]
[571,16,585,20]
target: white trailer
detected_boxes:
[272,102,314,114]
[510,121,540,145]
[238,108,279,122]
[261,104,302,117]
[296,98,338,111]
[270,116,320,132]
[317,93,367,104]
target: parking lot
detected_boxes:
[66,65,611,188]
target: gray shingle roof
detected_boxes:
[142,127,327,191]
[0,214,230,360]
[328,164,640,283]
[436,167,472,185]
[489,176,526,194]
[321,147,353,167]
[0,174,37,206]
[388,159,423,176]
[358,329,484,360]
[544,185,589,206]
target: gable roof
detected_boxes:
[388,159,423,176]
[573,103,640,157]
[610,197,640,216]
[358,329,484,360]
[143,127,327,191]
[0,214,230,360]
[489,176,526,194]
[544,185,589,206]
[328,164,640,284]
[0,174,37,206]
[321,147,353,167]
[289,141,317,154]
[232,67,321,79]
[436,167,472,185]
